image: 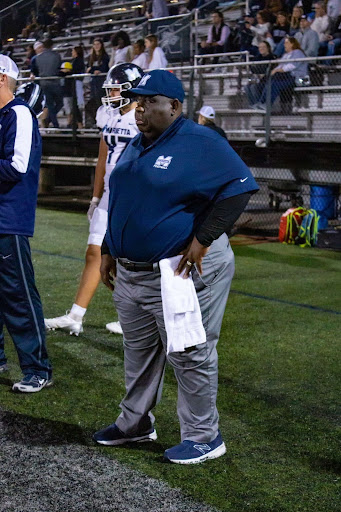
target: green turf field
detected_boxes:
[1,209,340,512]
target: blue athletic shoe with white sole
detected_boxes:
[164,431,226,464]
[12,374,53,393]
[93,423,157,446]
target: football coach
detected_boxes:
[94,69,259,464]
[0,55,52,393]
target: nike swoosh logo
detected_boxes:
[240,177,248,183]
[1,254,12,259]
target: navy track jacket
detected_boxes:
[0,98,42,236]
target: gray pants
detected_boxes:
[113,234,235,443]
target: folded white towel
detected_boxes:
[159,255,206,354]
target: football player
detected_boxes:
[45,63,144,335]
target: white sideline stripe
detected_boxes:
[11,105,33,174]
[15,236,47,379]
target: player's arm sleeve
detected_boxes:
[196,192,252,247]
[0,106,33,182]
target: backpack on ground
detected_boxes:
[279,207,319,247]
[296,209,319,247]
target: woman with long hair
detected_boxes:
[109,30,133,67]
[249,10,272,56]
[144,34,168,69]
[86,38,109,127]
[256,36,308,110]
[131,39,149,69]
[290,6,304,35]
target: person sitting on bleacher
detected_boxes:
[310,1,331,44]
[319,14,341,64]
[109,31,133,68]
[254,36,308,111]
[264,0,284,21]
[289,6,304,35]
[249,10,273,56]
[132,39,149,69]
[248,0,266,18]
[294,14,319,57]
[145,34,168,69]
[245,41,276,106]
[327,0,341,21]
[268,11,291,55]
[200,10,231,63]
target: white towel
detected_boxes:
[159,255,206,354]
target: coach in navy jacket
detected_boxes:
[0,55,52,393]
[94,70,259,464]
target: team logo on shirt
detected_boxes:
[153,155,173,170]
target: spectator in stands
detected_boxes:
[21,9,43,39]
[47,0,67,37]
[269,11,291,51]
[145,34,168,69]
[23,45,35,70]
[249,10,272,55]
[310,2,331,42]
[198,105,227,139]
[60,61,73,127]
[248,0,266,18]
[319,14,341,63]
[31,39,63,129]
[239,16,256,52]
[255,36,308,110]
[246,40,276,105]
[290,6,304,34]
[200,10,231,62]
[72,45,85,125]
[132,39,149,69]
[30,41,44,78]
[327,0,341,20]
[146,0,169,19]
[109,31,133,68]
[86,38,109,128]
[294,14,320,56]
[264,0,283,20]
[37,0,54,29]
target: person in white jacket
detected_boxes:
[250,10,272,51]
[131,39,149,69]
[311,2,331,42]
[145,34,168,69]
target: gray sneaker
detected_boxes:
[0,363,9,373]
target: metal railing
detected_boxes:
[17,54,341,144]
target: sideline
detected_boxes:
[32,249,340,316]
[230,290,341,315]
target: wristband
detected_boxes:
[91,196,100,204]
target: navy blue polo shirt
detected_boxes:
[105,116,258,262]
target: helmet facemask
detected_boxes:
[101,82,132,110]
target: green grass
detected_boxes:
[1,209,340,512]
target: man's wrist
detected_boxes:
[101,239,111,255]
[91,196,100,204]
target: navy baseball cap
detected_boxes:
[128,69,185,103]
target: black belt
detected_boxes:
[117,258,160,273]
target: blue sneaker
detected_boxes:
[12,374,53,393]
[164,431,226,464]
[93,423,157,446]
